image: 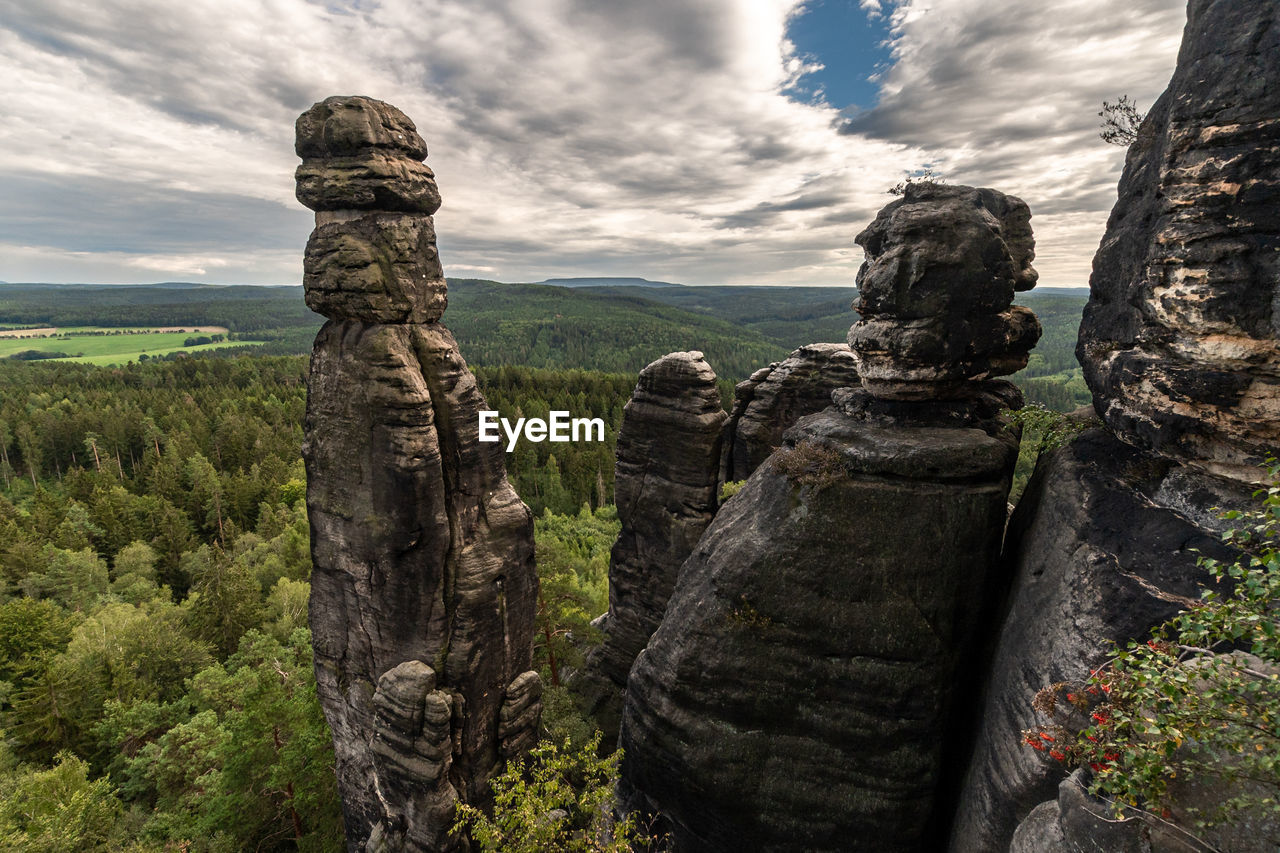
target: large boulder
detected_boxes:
[1076,0,1280,485]
[576,351,726,744]
[618,385,1023,852]
[849,183,1041,400]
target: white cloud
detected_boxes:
[0,0,1187,289]
[849,0,1185,285]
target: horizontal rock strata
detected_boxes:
[299,95,540,852]
[848,183,1042,400]
[1076,0,1280,484]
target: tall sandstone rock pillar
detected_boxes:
[952,2,1279,849]
[618,184,1039,852]
[298,96,542,852]
[575,351,726,744]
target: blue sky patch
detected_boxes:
[785,0,895,114]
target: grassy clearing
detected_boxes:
[0,327,261,365]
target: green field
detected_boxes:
[0,326,263,365]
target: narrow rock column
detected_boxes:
[575,351,726,744]
[297,96,541,852]
[618,185,1039,851]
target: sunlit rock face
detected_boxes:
[848,183,1041,401]
[575,351,726,746]
[297,95,541,853]
[1076,0,1280,485]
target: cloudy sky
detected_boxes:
[0,0,1186,287]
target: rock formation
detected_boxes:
[848,183,1041,400]
[619,185,1037,851]
[947,430,1244,852]
[720,343,860,483]
[952,2,1279,848]
[575,352,725,744]
[299,96,541,852]
[1076,0,1280,485]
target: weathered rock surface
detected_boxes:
[296,95,442,214]
[300,96,540,852]
[848,183,1042,400]
[1076,0,1280,485]
[619,388,1022,852]
[576,352,726,743]
[720,343,860,483]
[947,430,1246,853]
[304,213,448,324]
[366,662,459,852]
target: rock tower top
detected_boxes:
[848,183,1042,400]
[295,95,441,215]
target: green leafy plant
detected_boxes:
[1007,404,1092,454]
[1025,459,1280,841]
[718,480,745,503]
[452,732,651,852]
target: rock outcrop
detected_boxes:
[951,3,1280,848]
[299,96,541,852]
[619,185,1037,851]
[576,352,726,744]
[1076,0,1280,485]
[720,343,860,483]
[947,431,1245,852]
[849,183,1041,400]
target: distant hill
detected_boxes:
[537,277,684,288]
[0,279,1092,402]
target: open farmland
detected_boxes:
[0,326,262,365]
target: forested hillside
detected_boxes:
[0,278,1094,847]
[0,283,1091,408]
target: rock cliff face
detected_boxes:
[299,96,541,852]
[576,352,725,744]
[720,343,859,483]
[619,185,1036,851]
[950,2,1280,848]
[947,430,1245,852]
[1076,0,1280,485]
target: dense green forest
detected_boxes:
[0,356,622,850]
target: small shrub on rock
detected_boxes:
[769,440,846,489]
